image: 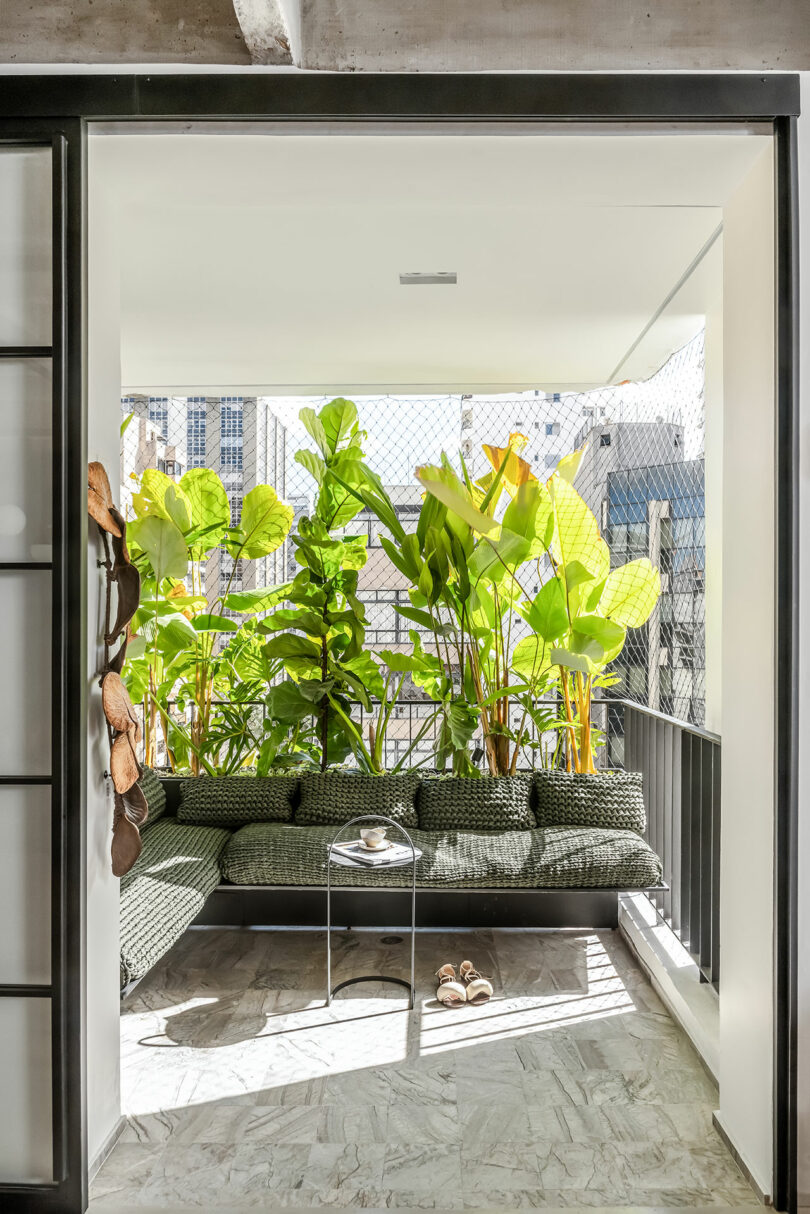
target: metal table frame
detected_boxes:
[326,814,417,1010]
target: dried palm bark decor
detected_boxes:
[88,461,145,876]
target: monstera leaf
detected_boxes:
[228,484,293,559]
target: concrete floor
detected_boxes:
[90,926,758,1209]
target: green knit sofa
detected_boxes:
[119,767,662,991]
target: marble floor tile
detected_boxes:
[460,1100,534,1145]
[304,1142,387,1191]
[97,926,753,1211]
[383,1143,463,1192]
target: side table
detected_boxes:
[326,814,419,1010]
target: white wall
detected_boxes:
[703,300,724,736]
[717,143,776,1197]
[85,151,125,1171]
[796,71,810,1211]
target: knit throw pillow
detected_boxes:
[138,766,167,827]
[178,775,297,827]
[295,771,419,829]
[418,774,536,832]
[533,769,646,835]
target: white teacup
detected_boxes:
[360,827,388,849]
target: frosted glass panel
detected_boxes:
[0,359,52,562]
[0,147,52,347]
[0,998,52,1181]
[0,570,51,775]
[0,786,50,984]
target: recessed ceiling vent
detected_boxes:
[399,272,458,286]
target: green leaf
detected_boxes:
[469,527,532,583]
[262,634,322,662]
[552,639,604,675]
[548,475,610,583]
[164,484,191,533]
[223,584,291,613]
[192,613,240,633]
[445,700,478,751]
[128,516,188,583]
[294,448,325,486]
[599,558,661,628]
[572,613,626,655]
[299,407,330,458]
[344,651,385,699]
[261,608,330,637]
[320,398,358,450]
[232,484,294,559]
[523,578,568,642]
[554,444,587,485]
[416,463,500,536]
[124,634,148,661]
[156,615,198,660]
[179,469,230,555]
[120,411,135,438]
[265,680,321,722]
[502,480,549,546]
[511,635,553,681]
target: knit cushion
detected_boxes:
[533,769,646,835]
[418,774,535,831]
[138,766,167,829]
[295,771,419,829]
[221,822,662,890]
[177,775,297,827]
[119,820,229,988]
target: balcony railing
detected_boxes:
[615,699,721,990]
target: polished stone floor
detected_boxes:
[90,927,758,1210]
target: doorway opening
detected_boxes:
[77,122,779,1207]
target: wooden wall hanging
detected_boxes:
[88,461,146,876]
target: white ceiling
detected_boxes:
[91,131,770,393]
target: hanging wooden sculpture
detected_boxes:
[88,461,146,877]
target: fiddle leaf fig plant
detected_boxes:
[258,399,385,772]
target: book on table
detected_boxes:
[329,839,422,867]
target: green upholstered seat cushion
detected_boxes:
[138,766,167,829]
[418,774,535,831]
[294,771,419,828]
[221,822,662,890]
[177,775,297,827]
[533,769,646,835]
[119,820,229,988]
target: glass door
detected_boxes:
[0,124,86,1213]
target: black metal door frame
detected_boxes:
[0,117,86,1212]
[0,72,799,1213]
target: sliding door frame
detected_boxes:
[0,117,86,1212]
[0,73,799,1213]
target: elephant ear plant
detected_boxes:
[414,441,661,775]
[124,466,293,773]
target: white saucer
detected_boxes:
[357,839,393,853]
